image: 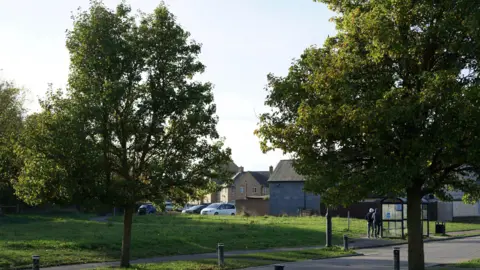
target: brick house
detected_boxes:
[190,162,239,204]
[218,166,272,202]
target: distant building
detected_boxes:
[268,160,321,216]
[190,162,239,204]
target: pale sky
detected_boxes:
[0,0,336,171]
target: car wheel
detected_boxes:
[214,212,219,215]
[231,213,235,216]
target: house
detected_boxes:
[190,162,239,204]
[431,169,480,222]
[434,190,480,222]
[268,160,321,216]
[219,166,271,202]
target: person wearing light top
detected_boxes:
[365,208,374,238]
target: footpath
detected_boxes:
[43,230,480,270]
[242,235,480,270]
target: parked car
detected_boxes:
[200,203,236,216]
[137,204,156,215]
[174,203,195,212]
[164,201,173,211]
[182,204,208,214]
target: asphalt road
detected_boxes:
[243,236,480,270]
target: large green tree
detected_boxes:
[15,1,232,266]
[256,1,480,269]
[0,81,24,209]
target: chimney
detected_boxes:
[238,166,244,173]
[269,165,274,175]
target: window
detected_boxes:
[253,187,257,193]
[226,204,235,209]
[262,187,268,195]
[240,187,244,194]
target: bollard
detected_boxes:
[32,255,40,270]
[217,243,225,267]
[393,247,400,270]
[274,264,285,270]
[325,209,332,247]
[347,211,350,231]
[343,234,349,250]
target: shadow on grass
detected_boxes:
[0,214,364,269]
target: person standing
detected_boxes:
[365,208,374,238]
[373,208,382,238]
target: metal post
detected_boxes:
[393,247,400,270]
[347,211,350,231]
[343,234,349,250]
[32,255,40,270]
[274,264,285,270]
[326,208,332,247]
[217,243,225,267]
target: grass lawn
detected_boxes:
[231,246,356,262]
[436,258,480,269]
[95,258,279,270]
[94,247,355,270]
[1,213,480,269]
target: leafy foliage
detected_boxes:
[14,1,231,266]
[256,1,480,269]
[0,81,24,206]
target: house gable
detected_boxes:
[268,160,304,182]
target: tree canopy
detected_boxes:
[0,81,24,208]
[256,1,480,269]
[14,1,232,266]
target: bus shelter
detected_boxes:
[381,197,429,239]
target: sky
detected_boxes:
[0,0,336,171]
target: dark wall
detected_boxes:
[320,201,380,218]
[236,198,269,216]
[269,181,320,216]
[320,201,438,221]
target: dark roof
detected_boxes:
[213,161,240,185]
[233,171,270,186]
[250,171,270,186]
[226,162,239,173]
[268,160,304,182]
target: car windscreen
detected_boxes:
[207,203,221,209]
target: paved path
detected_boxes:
[42,238,399,270]
[242,236,480,270]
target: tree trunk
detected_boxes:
[407,186,425,270]
[120,206,134,267]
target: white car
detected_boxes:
[200,203,236,216]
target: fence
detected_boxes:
[235,198,269,216]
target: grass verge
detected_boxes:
[95,258,277,270]
[1,213,480,268]
[231,246,356,262]
[437,258,480,269]
[95,246,355,270]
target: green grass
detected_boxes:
[95,258,278,270]
[454,258,480,268]
[94,246,355,270]
[436,258,480,269]
[232,246,356,262]
[1,213,480,269]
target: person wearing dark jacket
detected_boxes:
[365,208,374,238]
[373,208,382,238]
